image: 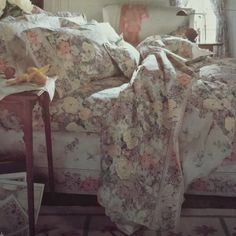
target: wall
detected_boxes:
[44,0,170,21]
[226,0,236,57]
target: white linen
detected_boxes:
[0,76,57,101]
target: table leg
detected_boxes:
[40,93,55,192]
[22,101,35,236]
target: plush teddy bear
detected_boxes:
[185,28,198,43]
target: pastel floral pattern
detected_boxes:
[1,12,236,236]
[104,39,140,78]
[97,37,236,234]
[162,36,213,59]
[0,16,122,98]
[22,22,121,98]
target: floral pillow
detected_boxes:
[161,36,213,60]
[0,17,46,77]
[22,22,121,98]
[104,39,140,78]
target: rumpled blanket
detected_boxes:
[97,37,236,234]
[1,13,236,235]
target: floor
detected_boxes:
[36,205,236,236]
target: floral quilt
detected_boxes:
[0,12,236,235]
[96,37,236,234]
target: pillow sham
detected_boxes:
[104,39,140,78]
[0,16,54,77]
[161,36,213,60]
[22,22,121,98]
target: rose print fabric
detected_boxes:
[1,14,236,235]
[97,37,236,234]
[0,15,122,99]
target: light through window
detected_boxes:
[186,0,216,43]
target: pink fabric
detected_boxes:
[119,4,148,46]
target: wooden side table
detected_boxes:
[0,91,54,236]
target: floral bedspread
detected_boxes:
[1,13,236,235]
[97,37,236,234]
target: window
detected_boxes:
[186,0,216,43]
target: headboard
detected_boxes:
[103,4,192,45]
[44,0,170,22]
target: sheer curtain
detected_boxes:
[210,0,229,57]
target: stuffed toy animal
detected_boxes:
[6,64,50,86]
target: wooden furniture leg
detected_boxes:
[22,100,35,236]
[39,93,55,192]
[0,91,55,236]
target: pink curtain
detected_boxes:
[210,0,229,57]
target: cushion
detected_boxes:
[162,36,213,59]
[104,39,140,78]
[0,16,55,78]
[22,22,121,98]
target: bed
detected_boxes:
[0,3,236,235]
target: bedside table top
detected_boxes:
[198,43,223,52]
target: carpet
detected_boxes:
[36,206,236,236]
